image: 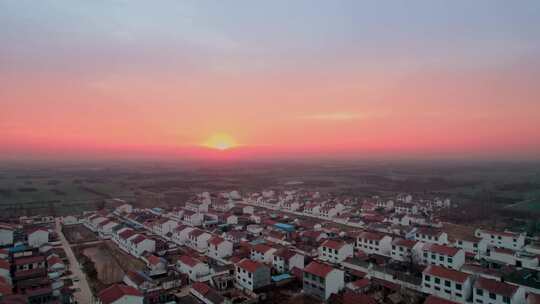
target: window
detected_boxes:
[424,252,428,258]
[439,256,444,262]
[424,283,431,288]
[448,258,453,263]
[476,300,483,304]
[489,293,496,300]
[425,275,431,281]
[435,286,441,291]
[445,289,451,294]
[434,278,441,284]
[503,296,510,304]
[444,280,451,287]
[477,289,483,296]
[456,284,462,290]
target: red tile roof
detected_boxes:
[423,265,470,283]
[208,236,225,246]
[358,231,387,241]
[321,239,346,250]
[237,258,264,273]
[423,243,460,256]
[118,229,135,240]
[392,238,417,248]
[304,261,334,278]
[98,284,143,304]
[130,235,147,245]
[189,229,205,238]
[191,282,210,295]
[178,255,201,267]
[252,244,273,254]
[0,259,10,270]
[14,255,44,266]
[475,277,518,297]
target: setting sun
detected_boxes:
[202,133,237,151]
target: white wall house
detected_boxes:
[235,259,271,291]
[183,210,204,227]
[187,229,212,252]
[128,234,155,258]
[318,240,354,264]
[454,236,488,257]
[207,236,233,259]
[27,228,49,248]
[177,255,210,281]
[250,244,277,264]
[422,265,473,304]
[391,238,423,263]
[414,227,449,245]
[473,277,525,304]
[394,202,418,215]
[273,249,304,273]
[303,261,345,300]
[422,243,465,270]
[172,226,193,245]
[356,231,392,256]
[0,224,14,246]
[475,229,526,251]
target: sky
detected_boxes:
[1,0,540,161]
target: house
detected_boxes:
[46,256,65,274]
[473,277,525,304]
[61,216,79,225]
[356,231,392,256]
[391,238,423,263]
[454,235,488,256]
[272,249,304,273]
[422,243,465,270]
[97,220,119,239]
[191,282,225,304]
[282,201,301,212]
[128,234,156,258]
[422,265,473,303]
[303,261,345,300]
[318,240,354,264]
[487,248,538,269]
[243,206,254,215]
[97,283,144,304]
[172,226,193,245]
[177,255,210,281]
[27,228,49,248]
[115,203,133,214]
[187,229,212,252]
[475,229,526,251]
[152,218,178,236]
[207,236,233,259]
[235,259,271,291]
[394,202,418,214]
[415,227,449,245]
[0,259,11,284]
[145,255,167,276]
[0,224,14,246]
[183,210,204,227]
[113,228,136,253]
[250,244,277,264]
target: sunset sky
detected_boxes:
[1,1,540,161]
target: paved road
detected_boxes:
[55,218,94,304]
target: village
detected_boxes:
[0,190,539,304]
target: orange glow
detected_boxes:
[202,133,237,151]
